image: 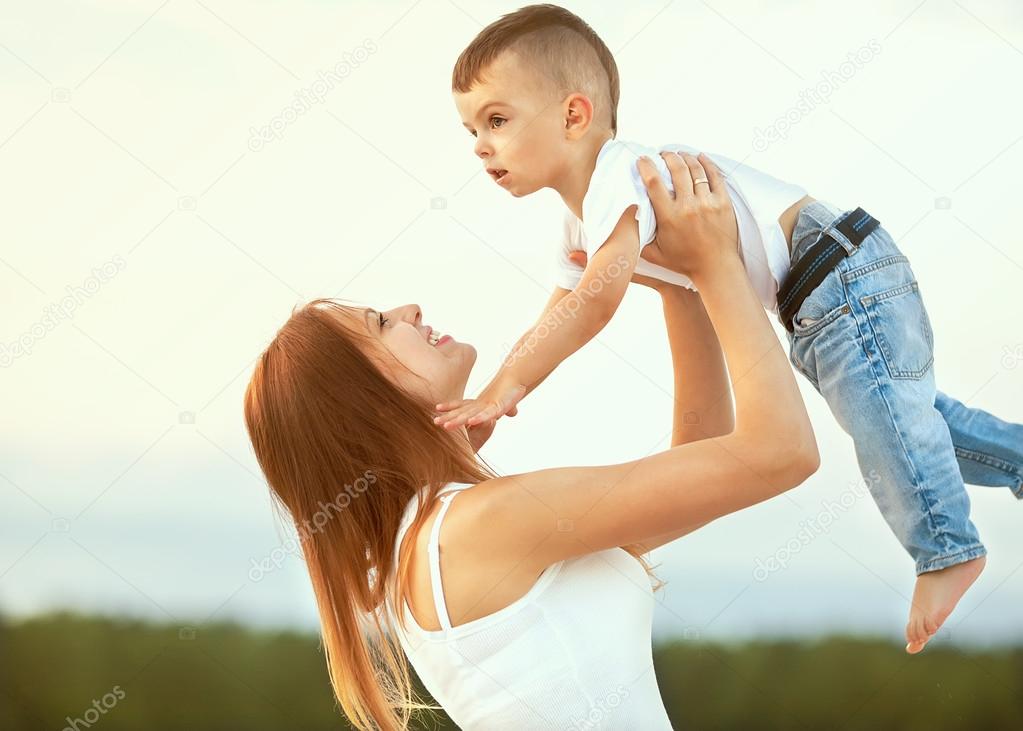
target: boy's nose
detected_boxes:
[474,138,491,159]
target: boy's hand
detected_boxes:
[434,380,526,430]
[465,416,502,453]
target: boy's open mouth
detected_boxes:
[487,167,508,183]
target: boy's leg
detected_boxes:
[786,205,986,652]
[934,391,1023,496]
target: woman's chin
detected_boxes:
[456,343,477,381]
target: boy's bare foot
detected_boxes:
[905,555,986,654]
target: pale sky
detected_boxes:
[1,0,1022,646]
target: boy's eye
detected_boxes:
[490,116,506,129]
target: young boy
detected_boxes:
[434,4,1023,653]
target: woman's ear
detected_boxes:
[563,92,594,139]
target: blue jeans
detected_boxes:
[784,200,1023,574]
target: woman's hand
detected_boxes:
[635,152,740,283]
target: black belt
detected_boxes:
[777,206,881,333]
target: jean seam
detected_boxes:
[916,544,988,575]
[842,254,909,283]
[953,447,1023,498]
[846,286,953,556]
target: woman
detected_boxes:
[243,152,819,730]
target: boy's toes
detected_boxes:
[905,613,931,653]
[905,638,928,654]
[905,608,943,654]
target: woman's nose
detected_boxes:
[399,304,421,324]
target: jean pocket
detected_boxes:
[861,280,934,380]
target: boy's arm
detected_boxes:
[502,284,572,397]
[435,207,641,429]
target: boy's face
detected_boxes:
[453,52,569,197]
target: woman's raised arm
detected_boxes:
[453,151,819,573]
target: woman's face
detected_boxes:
[346,303,476,406]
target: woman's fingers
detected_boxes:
[680,152,709,195]
[636,156,672,209]
[661,150,693,199]
[697,152,724,193]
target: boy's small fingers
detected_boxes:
[567,250,587,267]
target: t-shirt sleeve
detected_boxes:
[554,210,586,290]
[580,143,657,258]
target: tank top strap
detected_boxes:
[426,484,473,631]
[436,481,475,496]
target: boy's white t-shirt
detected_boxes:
[556,138,810,313]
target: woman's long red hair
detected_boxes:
[243,298,659,730]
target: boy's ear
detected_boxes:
[563,92,594,139]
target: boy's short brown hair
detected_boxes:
[452,4,620,135]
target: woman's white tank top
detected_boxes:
[384,482,674,730]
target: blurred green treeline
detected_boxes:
[2,611,1021,730]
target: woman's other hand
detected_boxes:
[635,152,740,282]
